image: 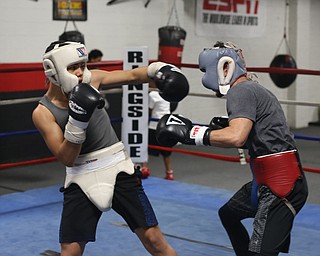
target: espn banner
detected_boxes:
[196,0,266,38]
[122,47,149,163]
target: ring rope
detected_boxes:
[1,125,320,142]
[0,89,124,106]
[148,145,320,174]
[150,145,243,163]
[294,134,320,141]
[0,61,124,73]
[187,92,320,107]
[0,129,39,137]
[1,90,320,108]
[0,157,56,170]
[0,97,43,106]
[1,61,320,76]
[179,63,320,76]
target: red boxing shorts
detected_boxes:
[251,150,302,198]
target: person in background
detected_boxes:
[156,41,308,256]
[141,82,175,180]
[33,40,189,256]
[88,49,103,63]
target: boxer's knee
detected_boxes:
[61,241,86,256]
[135,226,176,255]
[218,204,233,223]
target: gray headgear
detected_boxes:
[198,42,247,95]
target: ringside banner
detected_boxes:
[122,47,149,163]
[196,0,266,38]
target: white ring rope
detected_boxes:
[188,92,320,107]
[1,89,320,107]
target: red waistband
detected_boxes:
[251,150,302,198]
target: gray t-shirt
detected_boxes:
[39,95,119,154]
[227,80,296,158]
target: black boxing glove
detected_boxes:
[64,83,105,144]
[147,62,189,103]
[209,116,229,130]
[68,83,105,122]
[156,114,211,147]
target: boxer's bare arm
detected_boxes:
[90,68,150,89]
[209,118,253,148]
[32,104,81,166]
[90,64,189,103]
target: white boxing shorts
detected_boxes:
[65,142,134,212]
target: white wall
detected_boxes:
[0,0,319,128]
[289,0,320,127]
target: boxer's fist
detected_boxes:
[147,62,189,103]
[64,83,105,144]
[68,83,105,123]
[156,114,211,146]
[209,116,229,130]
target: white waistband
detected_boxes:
[256,149,296,159]
[66,142,127,175]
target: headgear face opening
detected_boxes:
[198,42,247,95]
[43,41,91,94]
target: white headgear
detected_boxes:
[198,41,247,95]
[43,41,91,94]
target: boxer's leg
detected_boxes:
[112,169,176,255]
[60,184,102,256]
[218,181,256,256]
[251,177,308,255]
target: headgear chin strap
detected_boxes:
[43,41,91,94]
[198,43,247,95]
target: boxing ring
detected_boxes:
[1,62,320,255]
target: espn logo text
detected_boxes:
[203,0,259,15]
